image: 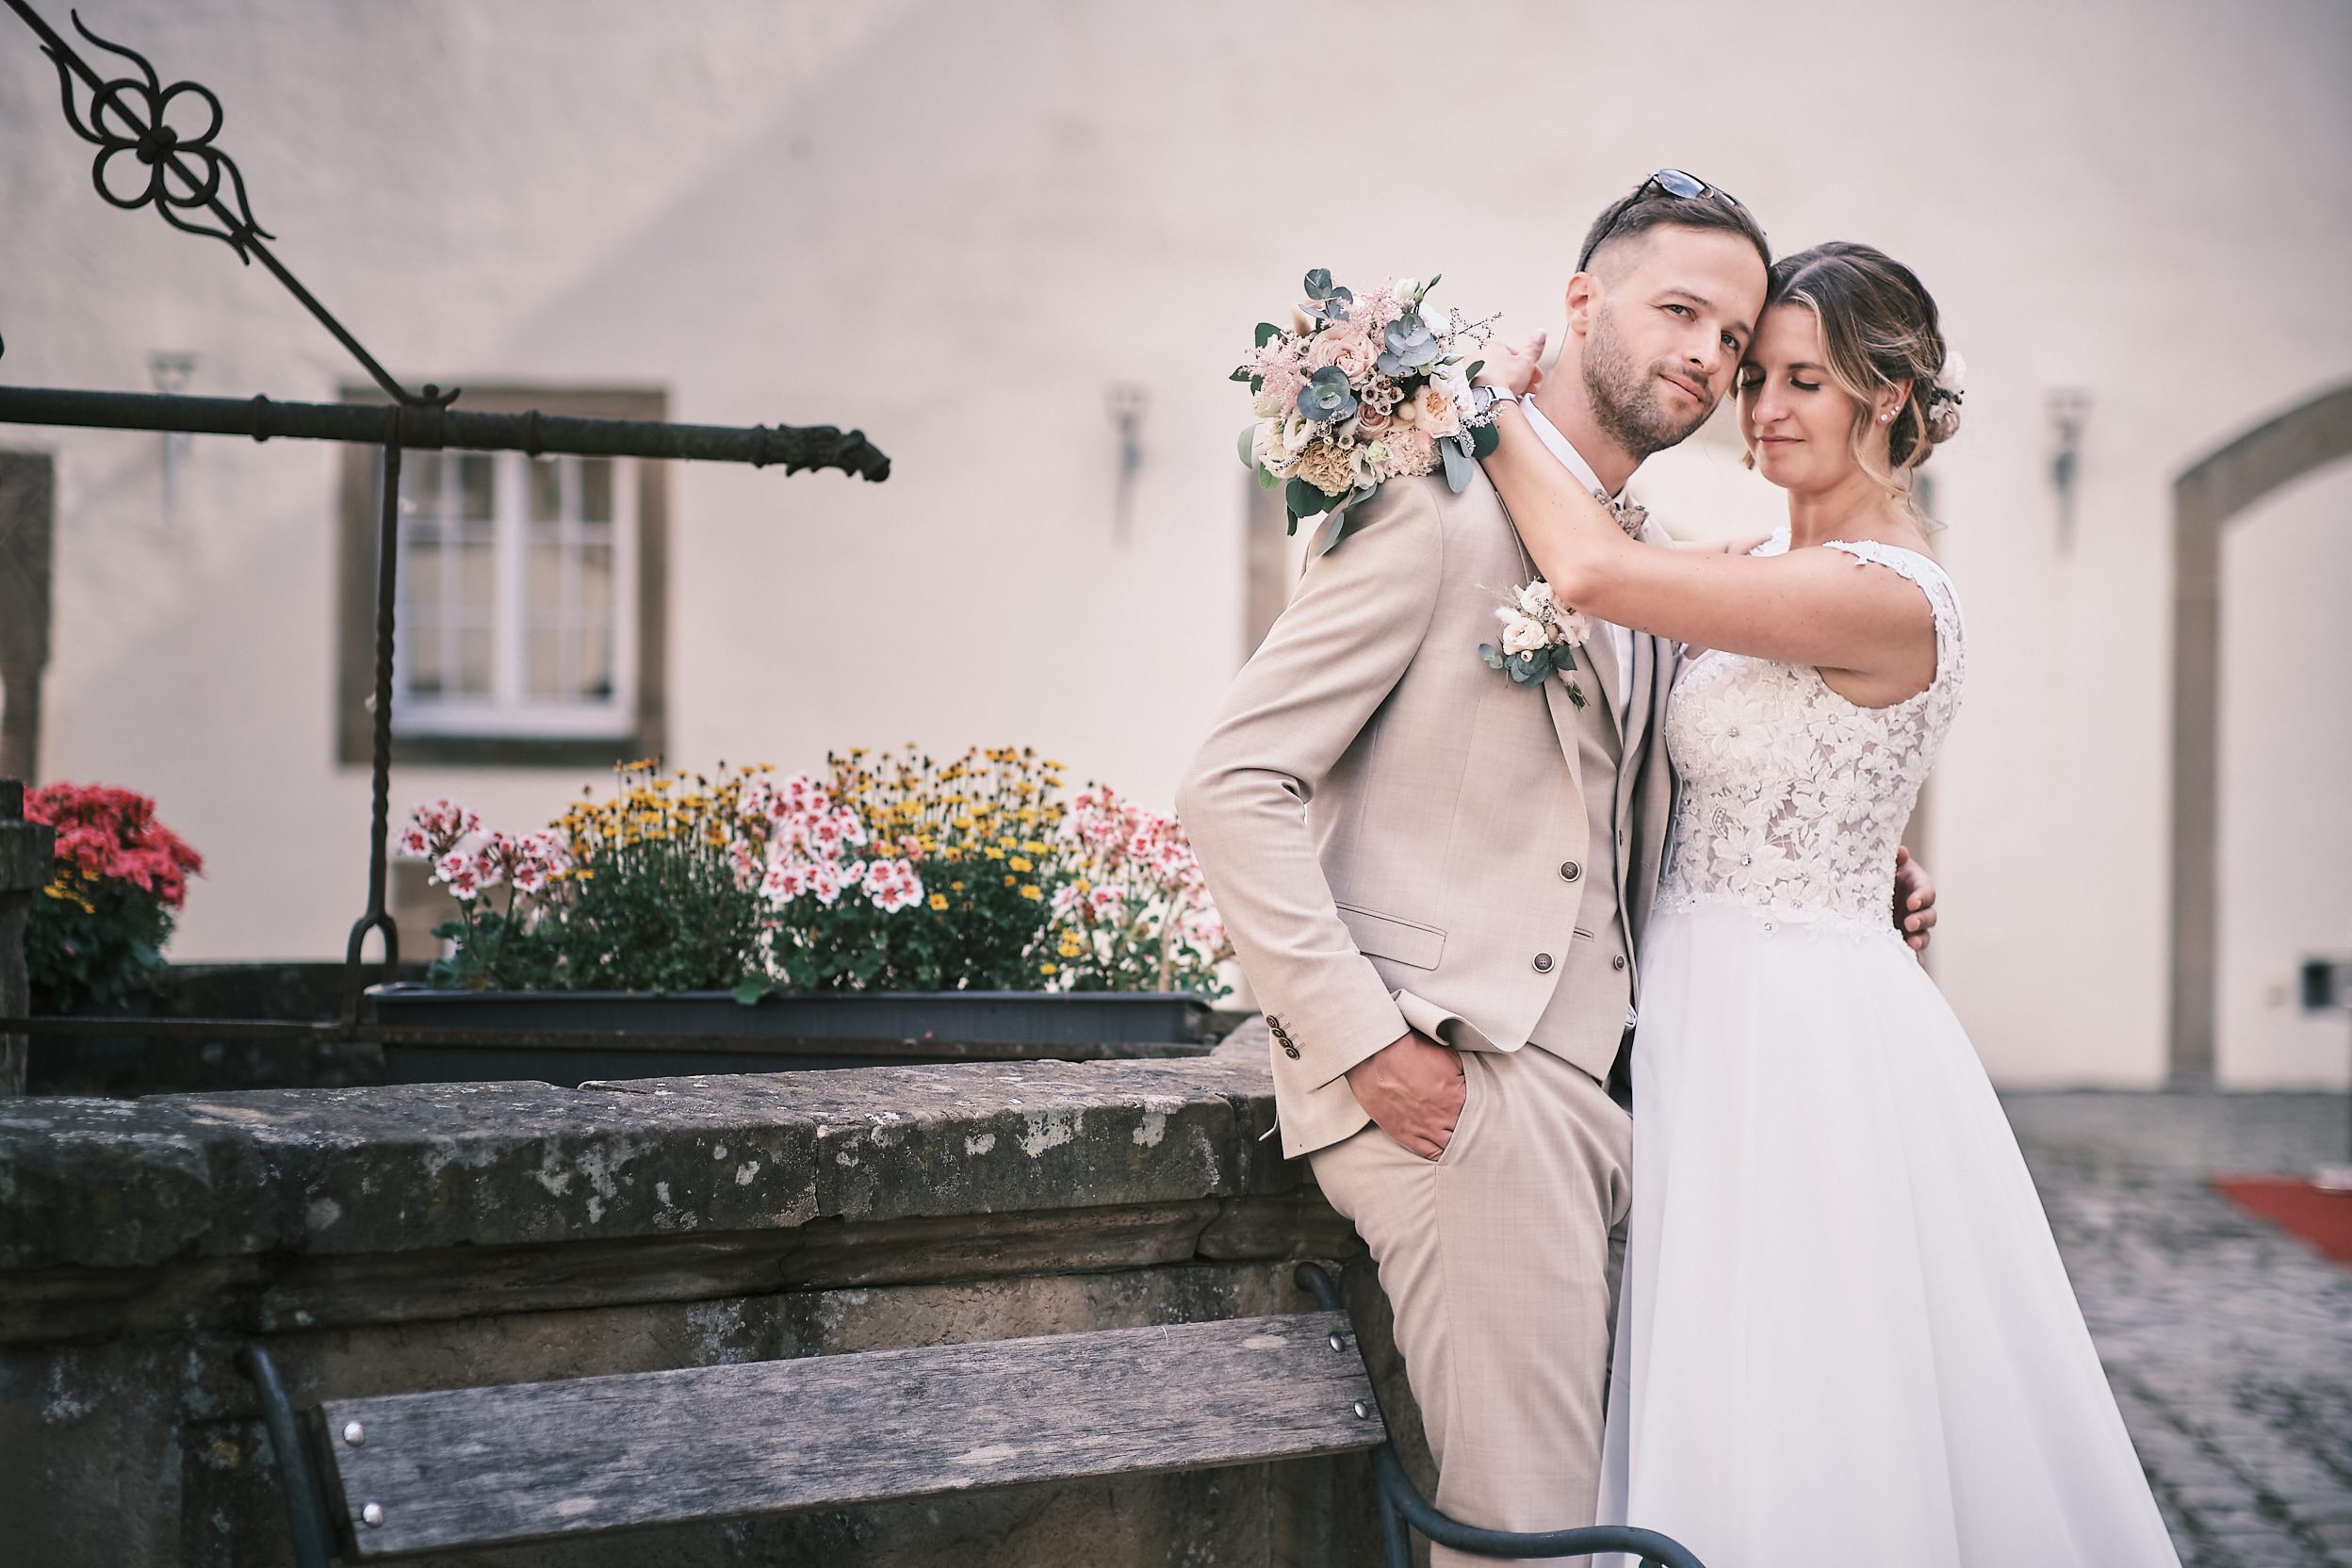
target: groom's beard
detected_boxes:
[1582,305,1716,460]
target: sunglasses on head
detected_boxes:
[1577,168,1760,272]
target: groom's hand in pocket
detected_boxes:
[1345,1030,1467,1161]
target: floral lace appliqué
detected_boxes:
[1657,534,1965,941]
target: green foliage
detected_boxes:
[25,877,174,1014]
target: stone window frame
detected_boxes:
[335,384,669,769]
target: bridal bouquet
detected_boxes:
[1234,269,1500,553]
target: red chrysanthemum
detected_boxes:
[24,782,204,909]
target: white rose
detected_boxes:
[1502,616,1549,656]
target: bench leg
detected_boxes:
[236,1345,341,1568]
[1293,1264,1706,1568]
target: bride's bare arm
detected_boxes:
[1480,402,1936,691]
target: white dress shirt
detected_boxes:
[1519,400,1638,713]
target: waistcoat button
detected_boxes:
[1560,861,1582,882]
[1532,953,1554,973]
[1610,955,1628,972]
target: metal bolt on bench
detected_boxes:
[234,1262,1702,1567]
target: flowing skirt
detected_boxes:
[1598,901,2179,1567]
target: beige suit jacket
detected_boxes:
[1177,471,1678,1159]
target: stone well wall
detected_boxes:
[0,1024,1415,1567]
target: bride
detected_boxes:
[1473,242,2179,1566]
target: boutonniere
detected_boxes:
[1478,580,1592,708]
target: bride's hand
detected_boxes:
[1475,330,1546,399]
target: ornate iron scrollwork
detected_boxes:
[42,9,274,260]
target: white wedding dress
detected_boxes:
[1597,536,2179,1566]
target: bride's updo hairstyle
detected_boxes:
[1753,241,1961,513]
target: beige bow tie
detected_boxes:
[1594,489,1648,539]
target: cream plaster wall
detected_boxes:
[2,0,2346,1086]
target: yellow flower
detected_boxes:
[1004,874,1018,888]
[950,880,965,891]
[928,893,949,911]
[983,846,1006,860]
[1057,935,1084,958]
[1020,884,1042,901]
[1039,962,1059,976]
[1008,856,1032,874]
[1021,840,1050,856]
[1073,877,1092,894]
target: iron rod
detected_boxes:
[339,432,401,1026]
[235,1345,340,1568]
[0,386,890,479]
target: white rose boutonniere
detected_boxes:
[1479,579,1592,708]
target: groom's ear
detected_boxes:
[1562,270,1602,337]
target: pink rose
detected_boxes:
[1414,384,1462,438]
[1307,327,1378,383]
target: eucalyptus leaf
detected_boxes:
[1237,425,1257,467]
[1257,463,1280,490]
[1285,511,1300,536]
[1286,477,1325,518]
[1441,433,1474,493]
[1303,268,1333,300]
[1311,506,1349,556]
[1465,359,1484,382]
[1478,643,1506,670]
[1471,419,1500,459]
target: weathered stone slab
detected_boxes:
[582,1057,1261,1226]
[0,1098,215,1268]
[0,1041,1285,1274]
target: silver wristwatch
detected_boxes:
[1478,385,1519,414]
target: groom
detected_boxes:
[1177,172,1937,1557]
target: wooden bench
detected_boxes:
[239,1261,1704,1567]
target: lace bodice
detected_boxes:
[1657,533,1965,939]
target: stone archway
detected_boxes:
[2168,382,2352,1084]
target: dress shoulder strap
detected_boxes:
[1819,538,1966,692]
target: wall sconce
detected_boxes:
[150,351,196,524]
[2047,389,2089,552]
[1106,383,1148,544]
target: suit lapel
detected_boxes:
[1579,623,1625,743]
[1541,668,1588,804]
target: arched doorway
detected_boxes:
[2168,382,2352,1084]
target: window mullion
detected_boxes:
[493,452,529,717]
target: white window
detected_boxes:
[390,449,640,739]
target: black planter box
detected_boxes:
[361,985,1218,1086]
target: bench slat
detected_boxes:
[319,1310,1380,1557]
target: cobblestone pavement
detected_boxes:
[2004,1091,2352,1567]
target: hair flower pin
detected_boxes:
[1478,580,1592,707]
[1929,350,1966,408]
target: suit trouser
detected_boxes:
[1309,1041,1632,1568]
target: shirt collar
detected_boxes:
[1520,399,1627,504]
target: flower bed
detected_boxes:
[399,748,1233,1009]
